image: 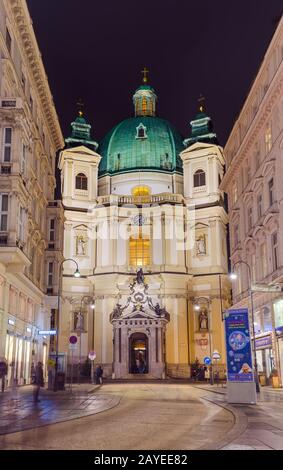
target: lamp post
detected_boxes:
[54,259,80,392]
[77,295,95,385]
[194,297,214,385]
[230,260,260,393]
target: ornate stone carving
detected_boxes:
[110,269,170,322]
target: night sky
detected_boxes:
[27,0,283,146]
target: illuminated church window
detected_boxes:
[129,234,150,267]
[76,173,88,190]
[141,97,147,115]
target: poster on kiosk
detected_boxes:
[225,308,257,404]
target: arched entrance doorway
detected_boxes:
[129,333,148,374]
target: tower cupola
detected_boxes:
[133,68,157,117]
[65,99,98,151]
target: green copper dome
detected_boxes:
[98,116,184,176]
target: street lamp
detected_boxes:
[229,260,260,393]
[193,297,214,385]
[77,295,95,385]
[54,259,81,392]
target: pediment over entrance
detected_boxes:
[110,268,170,323]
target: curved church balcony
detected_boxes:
[96,193,185,206]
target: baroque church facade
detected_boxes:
[58,76,230,379]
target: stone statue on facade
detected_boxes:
[199,309,209,330]
[74,311,84,331]
[136,268,145,284]
[76,235,87,256]
[196,235,206,255]
[111,303,123,319]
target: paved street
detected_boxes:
[0,383,282,450]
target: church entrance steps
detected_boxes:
[123,373,158,380]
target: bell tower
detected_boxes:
[58,105,101,209]
[181,97,225,207]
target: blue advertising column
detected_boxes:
[225,308,257,404]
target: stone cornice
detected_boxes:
[224,17,283,151]
[8,0,64,151]
[222,65,283,189]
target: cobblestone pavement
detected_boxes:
[0,384,120,436]
[193,383,283,450]
[0,382,282,450]
[0,383,235,450]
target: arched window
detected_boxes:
[194,169,206,187]
[129,235,150,267]
[136,124,147,139]
[142,97,147,115]
[76,173,88,190]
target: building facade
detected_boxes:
[0,0,64,386]
[58,81,230,379]
[222,16,283,386]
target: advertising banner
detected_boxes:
[225,308,253,382]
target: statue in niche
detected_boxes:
[199,309,209,331]
[196,234,206,255]
[76,234,87,256]
[74,311,84,331]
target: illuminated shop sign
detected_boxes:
[38,330,57,336]
[255,335,272,349]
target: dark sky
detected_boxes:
[27,0,282,146]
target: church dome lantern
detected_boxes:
[98,70,184,177]
[133,68,157,117]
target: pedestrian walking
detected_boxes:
[0,358,8,393]
[95,365,103,385]
[204,366,210,383]
[33,362,44,403]
[31,362,36,384]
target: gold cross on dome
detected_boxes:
[77,98,84,116]
[198,94,205,113]
[141,67,149,84]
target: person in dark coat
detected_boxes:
[33,362,44,403]
[95,365,103,384]
[31,362,36,384]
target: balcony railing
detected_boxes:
[97,193,184,206]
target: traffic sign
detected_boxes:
[69,335,78,345]
[204,356,211,365]
[212,350,221,360]
[88,351,96,361]
[69,343,78,350]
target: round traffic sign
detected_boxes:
[88,351,96,361]
[69,335,78,345]
[212,350,221,360]
[204,356,212,365]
